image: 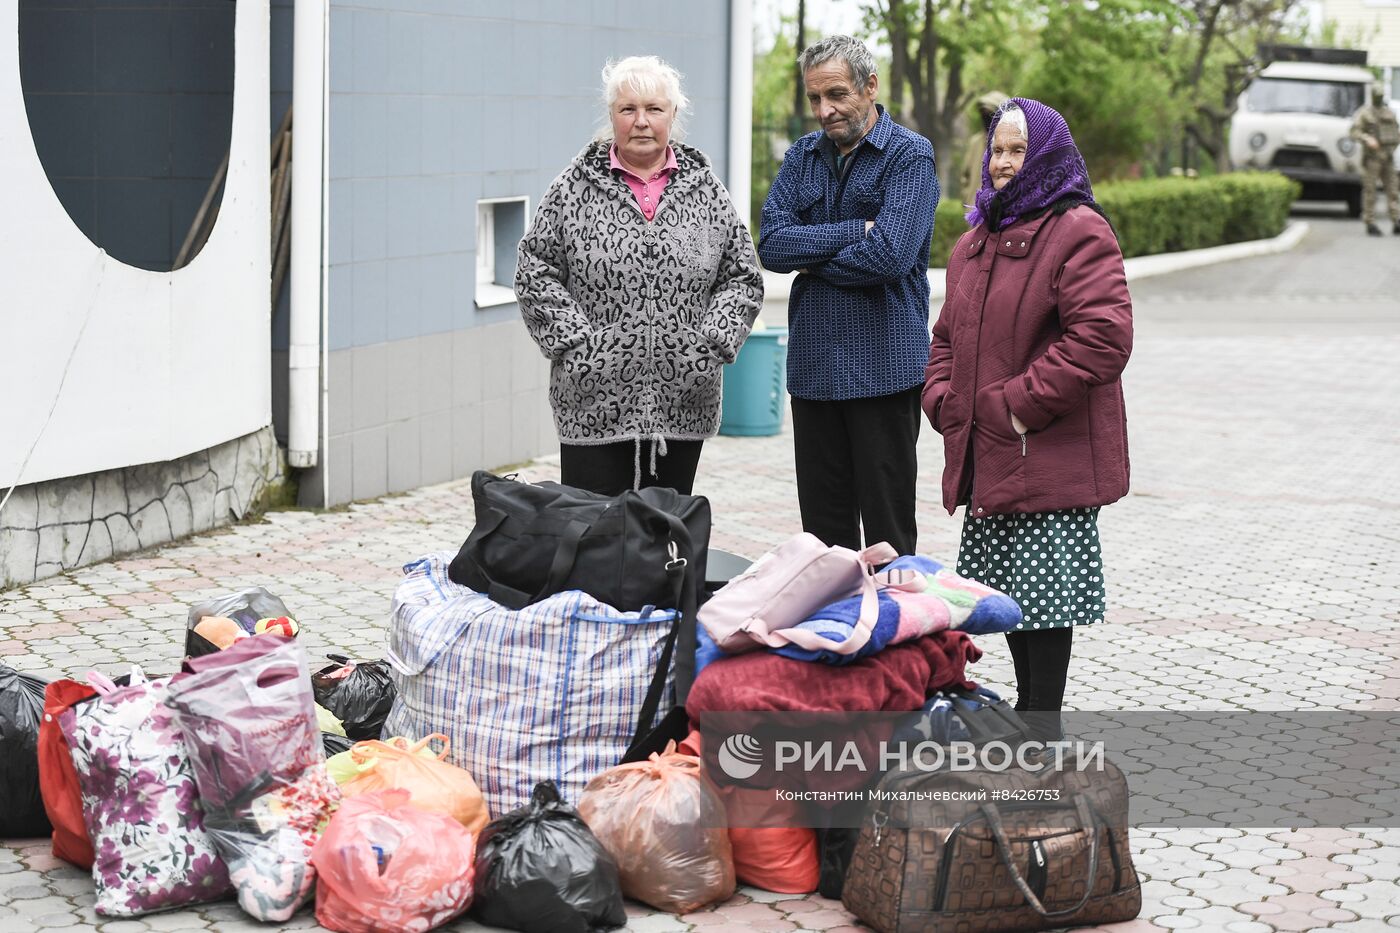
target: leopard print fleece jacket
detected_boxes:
[516,141,763,446]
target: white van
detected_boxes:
[1229,55,1374,215]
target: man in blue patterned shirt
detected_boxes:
[758,35,940,556]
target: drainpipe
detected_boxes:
[728,0,754,229]
[288,0,327,471]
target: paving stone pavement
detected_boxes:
[3,214,1399,931]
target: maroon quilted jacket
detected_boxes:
[923,206,1132,516]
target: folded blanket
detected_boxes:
[687,630,980,715]
[688,633,981,797]
[771,555,1020,665]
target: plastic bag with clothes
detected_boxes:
[311,655,396,741]
[185,587,293,658]
[339,734,489,833]
[164,635,339,922]
[313,788,476,933]
[59,669,231,916]
[578,741,735,913]
[0,663,50,838]
[472,781,627,933]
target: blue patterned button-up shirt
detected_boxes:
[759,106,939,401]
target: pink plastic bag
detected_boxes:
[59,670,231,916]
[697,532,919,655]
[164,635,339,922]
[313,789,476,933]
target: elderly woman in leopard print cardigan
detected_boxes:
[516,55,763,496]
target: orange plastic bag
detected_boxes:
[326,735,436,786]
[313,789,475,933]
[340,734,489,834]
[726,787,819,895]
[729,826,819,893]
[679,731,817,894]
[578,741,734,913]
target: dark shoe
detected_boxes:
[1367,223,1383,236]
[1393,221,1400,235]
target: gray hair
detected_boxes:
[797,35,877,88]
[599,55,689,141]
[995,102,1028,142]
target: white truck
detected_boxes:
[1229,46,1375,216]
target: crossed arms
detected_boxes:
[757,148,939,288]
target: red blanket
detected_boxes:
[686,631,980,714]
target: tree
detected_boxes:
[1167,1,1305,174]
[1019,0,1185,179]
[862,0,1015,193]
[856,0,1307,183]
[751,18,801,225]
[862,0,1184,187]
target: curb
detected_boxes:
[1119,220,1310,283]
[760,220,1311,303]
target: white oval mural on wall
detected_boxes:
[17,0,236,272]
[1,0,270,491]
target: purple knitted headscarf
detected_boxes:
[965,98,1095,231]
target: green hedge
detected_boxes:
[930,201,970,271]
[929,171,1300,266]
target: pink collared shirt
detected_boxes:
[609,144,678,221]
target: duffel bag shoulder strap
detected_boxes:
[620,509,695,762]
[983,796,1101,918]
[664,494,710,706]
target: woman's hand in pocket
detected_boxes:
[1010,411,1028,435]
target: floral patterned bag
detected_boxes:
[164,634,340,922]
[59,669,231,917]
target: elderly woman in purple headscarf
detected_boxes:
[922,99,1133,737]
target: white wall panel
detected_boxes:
[0,1,270,488]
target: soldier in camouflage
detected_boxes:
[1351,84,1400,236]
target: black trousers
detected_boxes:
[1005,627,1075,741]
[789,386,922,555]
[559,439,704,497]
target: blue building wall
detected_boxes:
[319,0,733,505]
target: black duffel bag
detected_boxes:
[448,470,711,709]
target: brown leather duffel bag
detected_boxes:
[842,748,1141,933]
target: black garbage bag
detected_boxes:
[310,655,396,742]
[472,781,627,933]
[0,664,52,837]
[816,826,860,899]
[321,731,353,759]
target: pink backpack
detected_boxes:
[698,533,918,655]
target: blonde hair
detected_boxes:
[599,56,689,140]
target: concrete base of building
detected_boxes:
[0,425,285,589]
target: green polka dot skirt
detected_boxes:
[956,507,1105,631]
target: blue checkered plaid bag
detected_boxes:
[384,553,678,817]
